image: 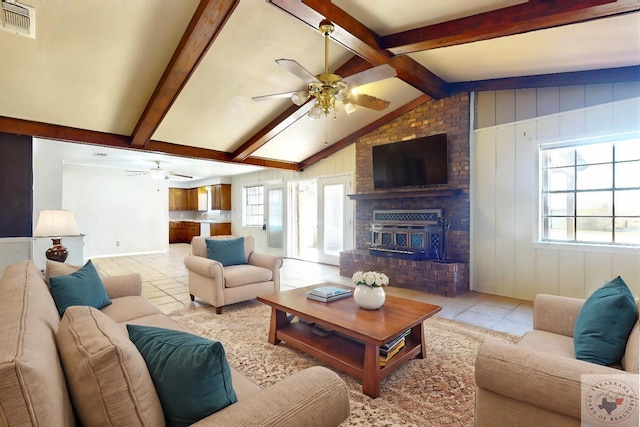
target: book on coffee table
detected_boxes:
[306,291,352,303]
[307,286,352,298]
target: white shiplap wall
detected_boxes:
[472,97,640,300]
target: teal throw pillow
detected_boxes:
[49,260,112,317]
[126,325,237,427]
[574,276,638,365]
[205,237,247,267]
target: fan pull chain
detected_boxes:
[324,116,329,145]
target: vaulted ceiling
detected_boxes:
[0,0,638,180]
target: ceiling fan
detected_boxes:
[127,161,193,181]
[252,20,397,119]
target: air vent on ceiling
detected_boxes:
[1,0,35,39]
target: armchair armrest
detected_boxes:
[248,252,282,292]
[533,294,585,337]
[192,366,350,427]
[184,255,223,279]
[102,274,142,299]
[248,252,283,273]
[476,339,622,420]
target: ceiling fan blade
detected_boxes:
[168,172,193,179]
[276,59,319,84]
[342,64,396,88]
[252,91,297,101]
[349,93,390,111]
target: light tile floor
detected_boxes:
[92,244,533,336]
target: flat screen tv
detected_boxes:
[372,133,448,189]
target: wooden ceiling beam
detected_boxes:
[449,65,640,92]
[299,95,430,170]
[0,116,299,171]
[267,0,448,99]
[230,55,372,162]
[145,140,300,170]
[0,116,131,148]
[382,0,634,55]
[129,0,239,148]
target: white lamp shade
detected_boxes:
[34,210,79,237]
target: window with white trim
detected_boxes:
[540,134,640,246]
[243,185,264,227]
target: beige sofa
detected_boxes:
[0,260,350,426]
[185,235,282,314]
[474,294,639,427]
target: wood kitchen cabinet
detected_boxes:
[211,184,231,210]
[169,188,189,211]
[170,186,218,211]
[210,222,231,236]
[186,187,208,211]
[169,221,200,243]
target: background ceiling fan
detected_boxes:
[253,20,397,119]
[127,160,193,181]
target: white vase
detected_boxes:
[353,285,386,310]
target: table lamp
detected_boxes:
[34,209,79,262]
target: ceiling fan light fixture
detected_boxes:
[149,168,166,180]
[333,84,349,101]
[343,102,357,115]
[291,90,310,106]
[308,104,323,120]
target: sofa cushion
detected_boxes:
[0,260,76,426]
[205,237,247,267]
[100,295,164,323]
[127,324,238,427]
[517,330,575,359]
[49,260,112,316]
[621,298,640,373]
[224,264,273,288]
[56,306,165,426]
[622,322,639,373]
[574,276,638,365]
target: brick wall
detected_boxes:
[354,92,470,261]
[341,91,471,295]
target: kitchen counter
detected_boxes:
[169,220,231,241]
[169,219,230,224]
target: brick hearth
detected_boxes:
[340,250,468,297]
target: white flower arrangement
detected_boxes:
[352,271,389,287]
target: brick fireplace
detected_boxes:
[340,92,470,296]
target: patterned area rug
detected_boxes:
[168,300,518,427]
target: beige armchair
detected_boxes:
[474,294,639,427]
[184,236,283,314]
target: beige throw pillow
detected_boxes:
[56,306,165,426]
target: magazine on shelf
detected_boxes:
[380,337,405,356]
[306,291,352,303]
[380,341,406,366]
[381,329,411,352]
[307,285,352,298]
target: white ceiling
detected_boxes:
[1,0,638,181]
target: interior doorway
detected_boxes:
[288,175,353,266]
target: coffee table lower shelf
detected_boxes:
[275,320,424,398]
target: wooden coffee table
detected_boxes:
[257,283,442,398]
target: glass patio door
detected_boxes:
[265,184,286,257]
[317,175,353,265]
